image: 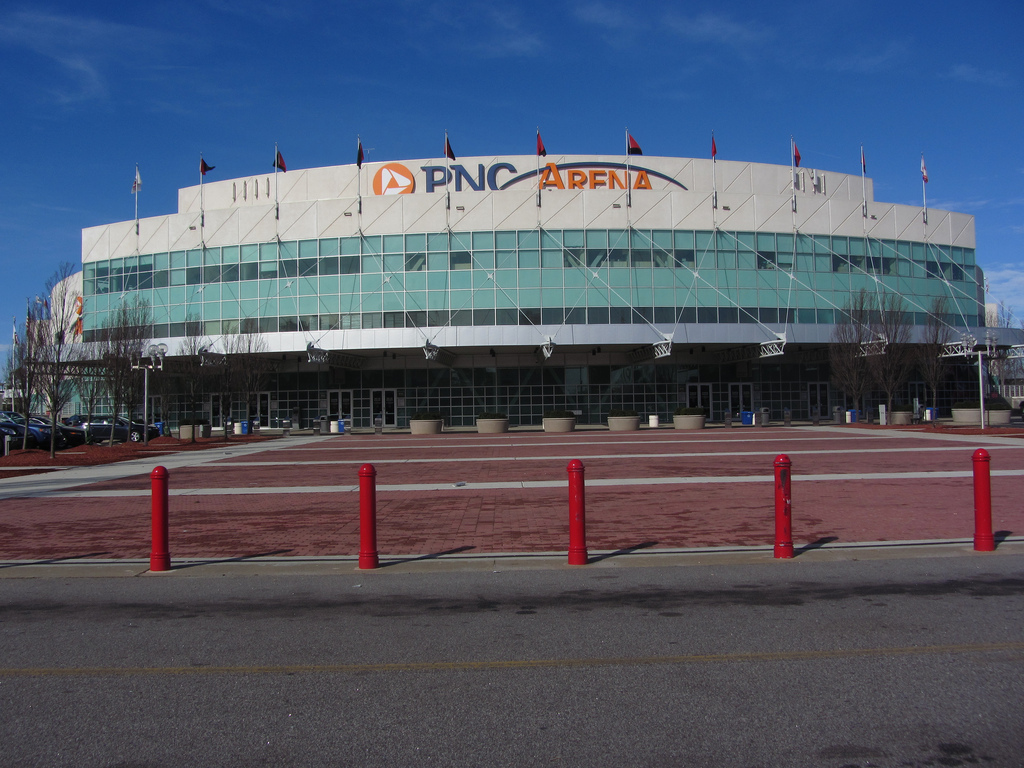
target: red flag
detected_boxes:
[711,134,717,158]
[200,158,215,176]
[536,130,547,157]
[627,133,643,155]
[357,139,364,169]
[793,144,801,168]
[921,155,928,183]
[445,136,456,161]
[861,146,866,174]
[273,150,287,172]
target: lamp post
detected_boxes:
[134,343,167,446]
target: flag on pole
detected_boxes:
[200,158,215,176]
[536,130,547,157]
[861,146,866,174]
[357,139,364,169]
[273,150,287,172]
[11,317,17,347]
[793,143,801,168]
[921,155,928,183]
[627,133,643,155]
[131,166,141,193]
[711,134,717,158]
[445,135,456,161]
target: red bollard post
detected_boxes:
[358,463,379,569]
[567,459,588,565]
[773,454,794,559]
[972,449,995,552]
[149,466,170,572]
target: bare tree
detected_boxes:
[174,316,210,443]
[97,298,152,445]
[35,264,82,457]
[868,292,914,415]
[915,297,954,411]
[223,323,272,430]
[829,289,873,416]
[73,342,106,445]
[6,301,45,449]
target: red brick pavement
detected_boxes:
[1,428,1022,560]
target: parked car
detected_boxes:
[61,415,160,443]
[30,416,86,448]
[0,413,47,450]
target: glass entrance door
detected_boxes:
[728,383,753,417]
[807,382,829,419]
[687,383,713,419]
[251,391,271,427]
[371,389,397,428]
[329,390,354,422]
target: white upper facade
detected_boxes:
[83,155,973,262]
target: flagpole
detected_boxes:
[921,153,928,225]
[625,127,632,210]
[357,135,362,216]
[790,137,797,227]
[199,153,206,244]
[134,163,140,238]
[444,130,451,230]
[711,130,718,229]
[536,127,542,211]
[274,142,280,221]
[860,144,868,222]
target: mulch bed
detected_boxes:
[0,435,275,474]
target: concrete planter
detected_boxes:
[988,409,1012,425]
[950,408,1010,425]
[673,415,706,430]
[179,424,211,440]
[543,417,576,433]
[890,411,913,425]
[476,418,509,434]
[607,416,641,432]
[410,419,443,435]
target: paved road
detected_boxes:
[2,553,1023,767]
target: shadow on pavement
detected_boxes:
[796,536,839,555]
[0,552,111,569]
[588,541,659,564]
[378,545,476,568]
[170,549,294,570]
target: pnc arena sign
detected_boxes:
[372,160,686,196]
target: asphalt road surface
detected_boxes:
[2,554,1023,767]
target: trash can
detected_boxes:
[648,415,660,428]
[330,420,339,434]
[923,407,936,421]
[374,415,383,435]
[741,410,754,426]
[846,409,858,423]
[234,421,244,435]
[282,419,292,437]
[338,418,345,435]
[758,407,770,427]
[783,407,792,427]
[241,420,249,435]
[318,416,329,436]
[154,421,164,437]
[833,406,844,425]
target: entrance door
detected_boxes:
[208,395,223,428]
[807,382,829,420]
[250,391,271,427]
[329,390,354,422]
[687,383,713,419]
[728,383,753,417]
[371,389,397,428]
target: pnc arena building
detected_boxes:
[80,150,988,429]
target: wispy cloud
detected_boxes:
[983,265,1024,320]
[574,1,644,32]
[949,64,1012,88]
[662,11,773,51]
[829,41,907,74]
[0,10,165,104]
[402,1,544,58]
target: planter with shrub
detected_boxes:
[890,404,913,426]
[476,412,509,434]
[542,409,576,433]
[409,411,444,435]
[672,406,706,430]
[607,408,640,432]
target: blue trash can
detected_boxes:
[154,422,164,436]
[741,411,754,426]
[241,420,249,435]
[338,418,345,434]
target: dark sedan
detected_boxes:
[61,415,160,444]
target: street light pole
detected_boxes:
[135,343,168,446]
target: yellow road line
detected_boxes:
[3,642,1022,678]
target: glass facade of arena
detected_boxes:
[82,228,982,340]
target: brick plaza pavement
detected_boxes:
[1,426,1023,561]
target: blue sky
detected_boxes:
[2,0,1022,352]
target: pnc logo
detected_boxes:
[373,163,415,195]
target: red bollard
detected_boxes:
[358,463,379,569]
[567,459,588,565]
[773,454,794,559]
[972,449,995,552]
[149,466,170,572]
